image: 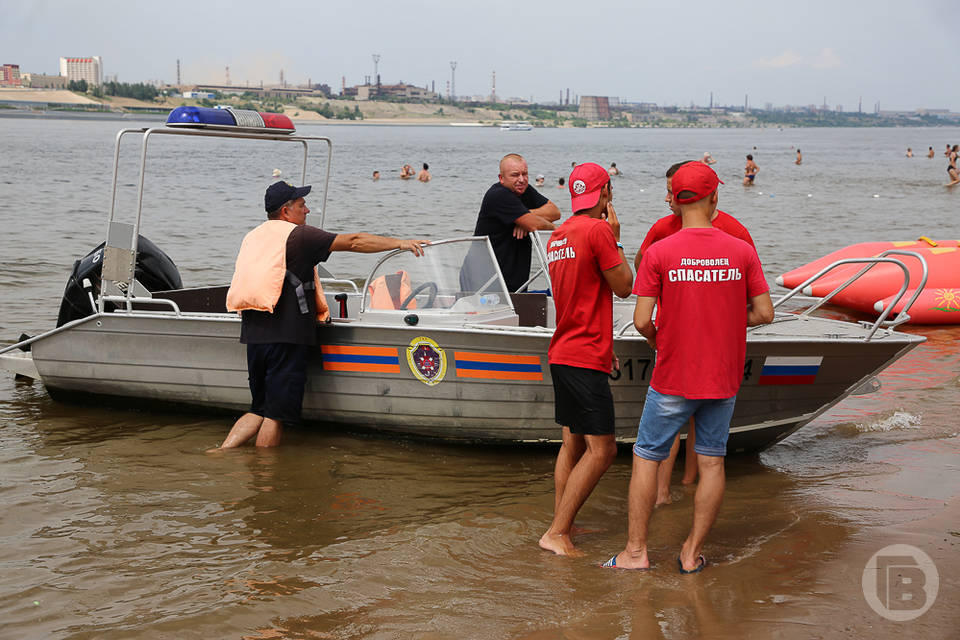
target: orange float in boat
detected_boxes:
[777,238,960,324]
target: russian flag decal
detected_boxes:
[758,356,822,385]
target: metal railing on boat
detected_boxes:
[771,250,928,341]
[100,125,333,316]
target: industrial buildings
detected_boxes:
[578,96,612,121]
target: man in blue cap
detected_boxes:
[216,181,427,449]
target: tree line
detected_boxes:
[68,80,159,101]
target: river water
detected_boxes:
[1,118,959,638]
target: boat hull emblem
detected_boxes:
[406,336,447,386]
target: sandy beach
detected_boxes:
[0,88,100,104]
[0,88,516,125]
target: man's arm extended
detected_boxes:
[330,233,428,255]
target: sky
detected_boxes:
[3,0,959,111]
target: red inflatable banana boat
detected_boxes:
[777,238,960,324]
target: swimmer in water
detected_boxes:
[702,152,715,165]
[927,146,935,158]
[947,145,959,187]
[372,170,380,181]
[743,154,759,186]
[795,149,802,165]
[417,163,431,182]
[906,148,913,158]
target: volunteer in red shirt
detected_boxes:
[604,162,774,572]
[538,163,633,557]
[634,160,758,504]
[633,161,755,271]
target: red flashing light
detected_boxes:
[260,112,295,131]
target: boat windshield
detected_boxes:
[527,230,554,293]
[361,238,513,313]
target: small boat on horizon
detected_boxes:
[500,121,533,131]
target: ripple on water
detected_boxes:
[854,409,922,433]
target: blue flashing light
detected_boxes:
[166,106,236,127]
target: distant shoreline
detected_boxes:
[2,110,959,130]
[2,94,959,129]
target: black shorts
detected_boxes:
[246,343,309,424]
[550,363,616,436]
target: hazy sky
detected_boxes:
[4,0,958,111]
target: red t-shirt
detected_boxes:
[634,228,769,399]
[639,210,755,258]
[547,215,623,372]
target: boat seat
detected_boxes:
[509,292,547,327]
[151,286,229,313]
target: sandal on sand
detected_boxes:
[678,554,706,574]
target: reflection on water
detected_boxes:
[1,120,959,637]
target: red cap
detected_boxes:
[569,163,610,213]
[671,161,723,204]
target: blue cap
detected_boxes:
[265,181,311,213]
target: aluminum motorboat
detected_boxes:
[0,107,926,452]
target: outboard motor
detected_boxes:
[56,235,183,327]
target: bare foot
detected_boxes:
[654,491,672,507]
[601,549,650,570]
[538,531,585,557]
[680,475,697,485]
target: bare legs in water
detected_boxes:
[539,427,616,556]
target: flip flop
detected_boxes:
[601,555,651,570]
[678,554,706,574]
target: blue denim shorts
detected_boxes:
[633,387,736,461]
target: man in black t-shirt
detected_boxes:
[216,181,427,449]
[472,153,560,292]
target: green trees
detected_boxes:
[68,80,160,101]
[101,81,159,101]
[309,102,364,120]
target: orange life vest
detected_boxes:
[367,270,415,310]
[226,220,330,322]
